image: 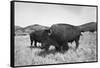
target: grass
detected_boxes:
[14,31,97,66]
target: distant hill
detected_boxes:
[15,26,26,36]
[15,26,23,31]
[79,22,97,32]
[15,24,49,36]
[24,24,49,33]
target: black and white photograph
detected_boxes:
[11,1,98,67]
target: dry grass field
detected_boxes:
[14,32,97,66]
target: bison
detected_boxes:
[29,29,59,51]
[45,22,97,52]
[30,29,48,48]
[48,24,81,51]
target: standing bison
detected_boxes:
[47,22,97,52]
[30,29,49,48]
[48,24,81,52]
[29,29,59,51]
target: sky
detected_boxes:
[15,2,96,27]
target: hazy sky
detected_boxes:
[15,2,96,27]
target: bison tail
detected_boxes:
[79,22,97,32]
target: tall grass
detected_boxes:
[14,32,97,66]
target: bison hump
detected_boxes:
[50,24,81,40]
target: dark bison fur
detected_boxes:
[29,29,49,48]
[48,24,81,51]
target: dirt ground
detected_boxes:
[14,32,97,66]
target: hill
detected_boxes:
[79,22,97,32]
[24,24,49,33]
[15,24,49,36]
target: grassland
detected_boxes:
[14,32,97,66]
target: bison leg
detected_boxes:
[75,36,80,49]
[30,41,33,46]
[30,39,33,47]
[30,40,37,48]
[30,35,34,47]
[34,40,37,47]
